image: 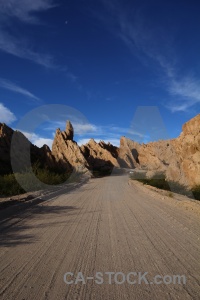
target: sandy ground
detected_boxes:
[130,179,200,217]
[0,174,200,299]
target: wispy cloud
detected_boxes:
[44,121,98,135]
[0,78,40,101]
[34,137,53,148]
[20,119,147,149]
[0,0,57,68]
[98,0,200,112]
[77,138,91,146]
[77,138,120,147]
[0,102,16,124]
[0,1,79,85]
[110,126,146,139]
[166,76,200,112]
[73,123,97,135]
[44,119,146,146]
[0,30,55,68]
[21,130,53,149]
[0,0,55,24]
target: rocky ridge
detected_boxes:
[0,123,59,174]
[52,122,89,170]
[118,114,200,188]
[0,114,199,188]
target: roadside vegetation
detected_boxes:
[130,171,200,201]
[0,163,72,197]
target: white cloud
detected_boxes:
[167,76,200,112]
[0,78,40,101]
[21,131,38,141]
[0,0,57,68]
[73,123,97,135]
[0,0,55,23]
[33,137,53,148]
[0,30,55,68]
[98,1,200,113]
[44,119,146,146]
[97,138,120,147]
[110,126,146,138]
[51,120,145,140]
[76,125,146,146]
[0,103,16,124]
[77,138,90,146]
[45,121,98,135]
[77,138,119,147]
[21,130,53,148]
[21,120,145,149]
[75,123,145,139]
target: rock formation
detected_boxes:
[65,121,74,140]
[0,114,199,188]
[118,114,200,188]
[52,125,89,169]
[172,114,200,187]
[117,137,140,168]
[0,123,60,175]
[80,139,119,170]
[0,123,15,174]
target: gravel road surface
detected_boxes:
[0,174,200,299]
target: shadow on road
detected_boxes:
[0,204,78,247]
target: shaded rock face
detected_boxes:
[118,114,200,188]
[0,123,15,174]
[1,114,199,187]
[0,120,120,176]
[117,137,140,168]
[0,123,60,175]
[65,121,74,140]
[52,122,120,173]
[52,126,89,170]
[80,139,119,170]
[98,141,118,159]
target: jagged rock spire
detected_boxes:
[65,120,74,140]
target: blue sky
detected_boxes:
[0,0,199,148]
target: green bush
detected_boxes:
[130,171,191,197]
[0,174,25,196]
[130,171,168,189]
[0,165,71,197]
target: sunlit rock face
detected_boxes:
[52,121,89,170]
[118,114,200,188]
[1,114,200,187]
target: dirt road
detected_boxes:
[0,174,200,299]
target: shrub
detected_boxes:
[130,170,190,196]
[0,164,71,197]
[0,174,25,196]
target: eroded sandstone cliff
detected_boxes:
[52,121,89,170]
[0,123,60,174]
[118,114,200,188]
[0,114,199,188]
